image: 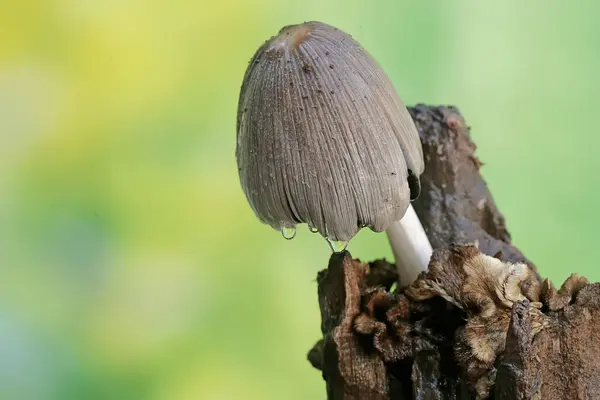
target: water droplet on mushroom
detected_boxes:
[281,226,296,240]
[308,224,318,233]
[327,239,348,253]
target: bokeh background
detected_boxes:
[3,1,600,399]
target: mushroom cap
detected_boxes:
[236,21,424,241]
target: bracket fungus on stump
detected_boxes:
[236,21,432,284]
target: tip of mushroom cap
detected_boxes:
[266,22,315,55]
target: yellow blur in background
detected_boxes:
[2,1,600,399]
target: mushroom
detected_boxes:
[236,21,432,285]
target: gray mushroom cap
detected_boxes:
[236,21,424,242]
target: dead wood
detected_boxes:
[308,105,600,399]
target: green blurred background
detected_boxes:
[2,1,600,399]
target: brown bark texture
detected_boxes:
[307,105,600,399]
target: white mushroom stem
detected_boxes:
[385,204,433,286]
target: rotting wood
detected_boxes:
[308,105,600,399]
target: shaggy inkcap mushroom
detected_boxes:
[236,21,432,284]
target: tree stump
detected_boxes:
[308,105,600,399]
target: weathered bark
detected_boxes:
[308,105,600,399]
[408,105,531,268]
